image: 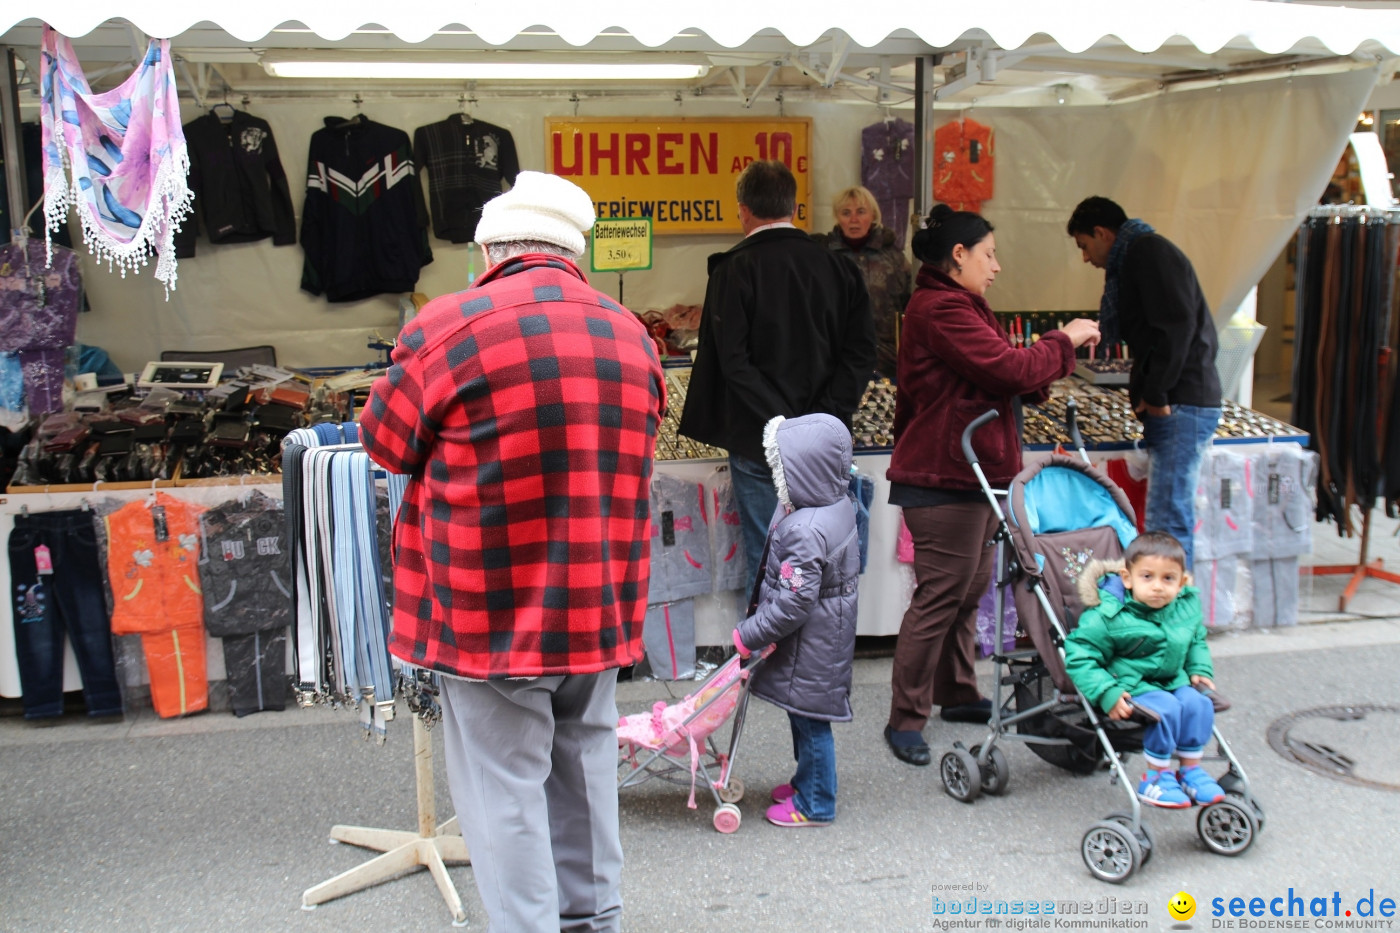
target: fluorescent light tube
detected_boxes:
[261,59,708,80]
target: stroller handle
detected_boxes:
[1065,396,1086,453]
[961,409,1000,466]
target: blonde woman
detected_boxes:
[812,186,911,380]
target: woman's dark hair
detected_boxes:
[1124,530,1187,573]
[1066,196,1128,238]
[910,203,994,271]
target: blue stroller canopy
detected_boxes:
[1019,465,1137,549]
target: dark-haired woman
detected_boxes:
[883,205,1100,766]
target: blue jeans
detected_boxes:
[8,509,122,719]
[728,453,778,588]
[789,713,837,822]
[1141,405,1220,570]
[1133,686,1215,767]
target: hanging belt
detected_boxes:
[353,453,397,735]
[282,441,324,704]
[278,423,428,739]
[379,466,441,726]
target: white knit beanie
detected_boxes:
[474,171,595,254]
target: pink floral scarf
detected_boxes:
[40,25,192,294]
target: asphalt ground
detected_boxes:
[3,612,1399,933]
[4,515,1399,932]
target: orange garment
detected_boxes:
[933,118,994,212]
[140,625,209,718]
[105,493,206,634]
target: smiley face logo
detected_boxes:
[1168,891,1196,921]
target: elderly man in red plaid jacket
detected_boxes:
[361,171,665,933]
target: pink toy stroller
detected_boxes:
[618,648,770,833]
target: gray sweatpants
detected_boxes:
[439,670,623,933]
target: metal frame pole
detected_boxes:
[912,55,935,221]
[2,48,30,236]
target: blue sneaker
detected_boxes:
[1137,769,1192,808]
[1178,766,1226,805]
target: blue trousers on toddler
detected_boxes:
[789,713,837,822]
[1132,685,1214,768]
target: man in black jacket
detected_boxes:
[1068,196,1221,569]
[679,160,876,584]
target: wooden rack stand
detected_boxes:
[301,716,471,925]
[1305,509,1400,611]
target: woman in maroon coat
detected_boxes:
[883,204,1100,766]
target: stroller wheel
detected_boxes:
[1216,772,1265,831]
[1105,811,1155,866]
[1197,795,1257,856]
[1081,820,1143,883]
[940,748,982,803]
[970,744,1010,796]
[713,803,742,834]
[717,778,745,804]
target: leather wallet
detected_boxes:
[42,425,90,452]
[1123,701,1162,727]
[207,414,251,448]
[1195,686,1232,713]
[256,383,310,410]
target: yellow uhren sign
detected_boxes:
[546,117,813,235]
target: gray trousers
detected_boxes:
[439,670,623,933]
[1252,557,1300,627]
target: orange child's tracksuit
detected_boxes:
[933,117,994,212]
[105,493,208,717]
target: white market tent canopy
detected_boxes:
[8,0,1400,50]
[2,0,1399,374]
[5,0,1400,107]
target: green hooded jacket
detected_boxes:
[1062,559,1215,714]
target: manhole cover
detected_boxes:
[1267,705,1400,791]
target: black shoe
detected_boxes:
[884,725,931,766]
[939,698,993,724]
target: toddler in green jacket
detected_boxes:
[1064,531,1226,809]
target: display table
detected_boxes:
[1,374,1312,699]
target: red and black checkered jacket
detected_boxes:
[360,254,666,679]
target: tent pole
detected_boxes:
[2,48,29,236]
[912,55,935,223]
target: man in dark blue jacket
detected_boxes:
[679,160,875,585]
[1068,196,1221,569]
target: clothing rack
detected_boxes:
[283,427,471,923]
[1305,508,1400,611]
[301,716,471,926]
[1294,205,1400,609]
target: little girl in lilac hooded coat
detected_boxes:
[735,413,861,722]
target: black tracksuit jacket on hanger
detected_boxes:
[299,116,433,302]
[174,110,296,258]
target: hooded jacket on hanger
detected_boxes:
[174,109,296,257]
[413,114,520,243]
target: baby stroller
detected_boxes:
[937,399,1265,883]
[617,648,770,833]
